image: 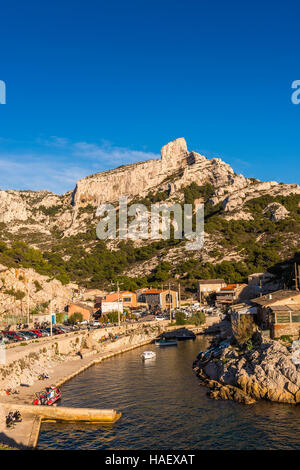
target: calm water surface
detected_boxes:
[38,336,300,450]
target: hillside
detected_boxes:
[0,264,76,319]
[0,138,299,293]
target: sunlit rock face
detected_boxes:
[0,137,299,238]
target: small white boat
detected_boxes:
[141,350,156,360]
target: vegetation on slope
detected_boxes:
[0,185,299,292]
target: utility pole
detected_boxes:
[295,263,299,291]
[259,279,262,297]
[178,282,181,309]
[117,281,121,327]
[168,282,172,322]
[50,286,53,336]
[27,278,30,326]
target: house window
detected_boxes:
[166,294,172,303]
[276,313,290,323]
[123,297,132,303]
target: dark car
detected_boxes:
[53,327,64,334]
[30,329,43,338]
[22,330,38,339]
[45,327,61,335]
[18,331,32,340]
[2,331,23,342]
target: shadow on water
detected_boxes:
[38,336,300,450]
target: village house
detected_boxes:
[101,300,124,315]
[251,290,300,339]
[215,284,248,307]
[95,291,137,310]
[105,291,137,308]
[142,289,178,310]
[197,279,226,302]
[66,302,94,322]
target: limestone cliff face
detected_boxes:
[0,266,76,317]
[0,137,299,241]
[72,137,189,208]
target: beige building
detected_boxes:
[215,284,248,306]
[142,289,178,310]
[197,279,226,301]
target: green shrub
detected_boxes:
[175,310,186,325]
[68,312,83,324]
[189,311,206,326]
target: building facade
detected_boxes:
[215,284,248,307]
[66,302,94,321]
[142,289,178,310]
[251,290,300,338]
[197,279,226,302]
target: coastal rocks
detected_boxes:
[194,338,300,405]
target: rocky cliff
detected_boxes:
[0,266,76,319]
[0,138,299,236]
[0,138,299,286]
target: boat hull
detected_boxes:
[155,341,178,346]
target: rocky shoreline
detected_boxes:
[193,331,300,405]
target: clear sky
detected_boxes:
[0,0,300,193]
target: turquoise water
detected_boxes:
[38,336,300,450]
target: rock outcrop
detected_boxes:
[263,202,290,221]
[0,138,299,239]
[0,266,77,318]
[194,339,300,405]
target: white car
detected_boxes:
[92,321,100,326]
[155,316,165,321]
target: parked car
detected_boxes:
[54,327,65,334]
[58,327,68,333]
[30,329,43,337]
[2,331,22,342]
[39,329,50,337]
[45,327,62,335]
[18,331,32,340]
[22,330,38,339]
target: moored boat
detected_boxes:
[141,351,156,360]
[155,339,178,346]
[33,386,61,405]
[162,328,196,341]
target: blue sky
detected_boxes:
[0,0,300,194]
